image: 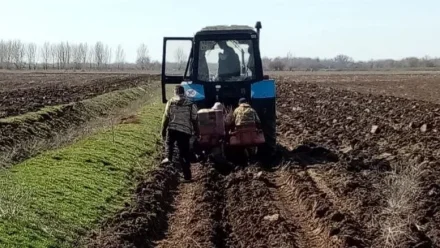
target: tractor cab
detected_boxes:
[161,22,268,107]
[161,22,277,159]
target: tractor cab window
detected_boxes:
[198,40,256,82]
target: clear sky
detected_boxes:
[1,0,438,62]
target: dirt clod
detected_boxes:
[263,214,280,222]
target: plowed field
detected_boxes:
[0,72,158,118]
[87,73,440,248]
[274,71,440,104]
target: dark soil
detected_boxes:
[276,81,440,247]
[85,163,180,248]
[86,78,440,248]
[0,73,159,118]
[271,72,440,104]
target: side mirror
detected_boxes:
[263,75,270,80]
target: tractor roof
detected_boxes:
[196,25,257,36]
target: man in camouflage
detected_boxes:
[232,98,261,128]
[161,85,199,181]
[229,98,261,164]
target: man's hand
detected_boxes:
[161,129,167,141]
[161,114,169,140]
[191,119,200,139]
[256,123,262,130]
[194,129,200,139]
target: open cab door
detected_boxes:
[161,37,193,103]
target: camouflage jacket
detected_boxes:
[232,103,261,126]
[162,95,198,135]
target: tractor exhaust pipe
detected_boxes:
[255,21,262,49]
[255,21,269,79]
[255,21,262,39]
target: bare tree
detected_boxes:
[108,46,112,68]
[50,43,57,69]
[88,46,95,69]
[115,44,125,70]
[102,44,111,69]
[136,43,150,70]
[286,51,295,71]
[403,57,419,68]
[79,43,88,69]
[421,56,435,67]
[26,43,37,70]
[18,42,25,69]
[65,42,71,69]
[40,42,51,70]
[11,40,25,69]
[175,47,186,70]
[5,41,13,69]
[334,54,353,69]
[56,41,71,69]
[269,57,286,71]
[71,44,82,70]
[94,41,104,69]
[56,42,63,69]
[0,40,5,69]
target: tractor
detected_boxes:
[161,21,277,166]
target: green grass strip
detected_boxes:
[0,85,153,124]
[0,98,165,247]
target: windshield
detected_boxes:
[197,39,256,82]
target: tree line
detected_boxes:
[0,40,161,71]
[263,53,440,71]
[1,39,439,72]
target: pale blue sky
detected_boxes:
[1,0,438,62]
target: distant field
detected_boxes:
[0,72,159,118]
[270,71,440,104]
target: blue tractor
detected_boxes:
[161,21,277,163]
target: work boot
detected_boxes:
[182,164,192,182]
[182,173,192,183]
[161,158,171,164]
